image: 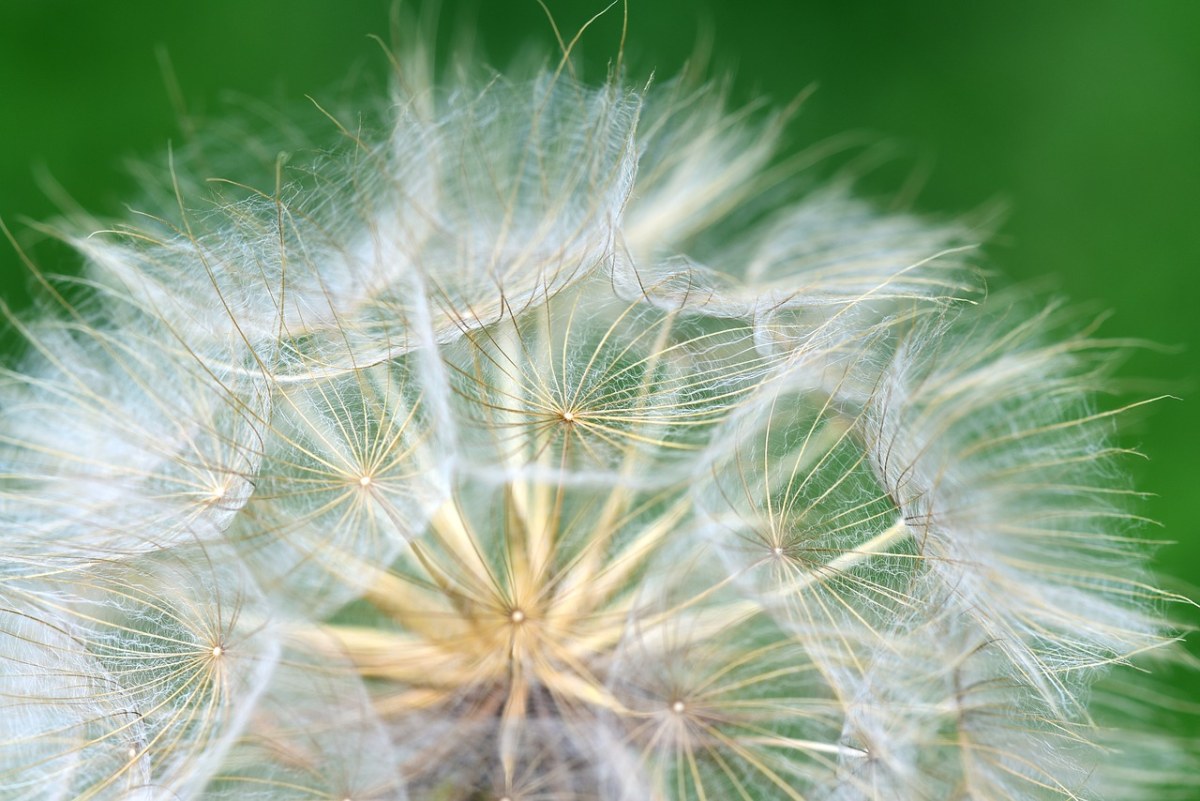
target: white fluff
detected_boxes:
[0,30,1190,801]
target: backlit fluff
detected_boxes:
[0,38,1192,801]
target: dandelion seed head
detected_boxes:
[0,15,1191,801]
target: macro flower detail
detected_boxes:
[0,36,1193,801]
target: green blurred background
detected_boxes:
[2,0,1197,722]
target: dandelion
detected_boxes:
[0,16,1194,801]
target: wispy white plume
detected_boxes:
[0,19,1192,801]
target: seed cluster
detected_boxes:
[0,44,1191,801]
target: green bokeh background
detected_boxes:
[2,0,1197,740]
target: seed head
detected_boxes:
[0,22,1193,801]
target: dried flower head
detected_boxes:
[1,18,1194,801]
